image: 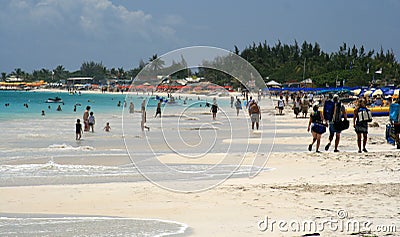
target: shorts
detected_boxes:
[251,113,260,123]
[278,106,284,110]
[89,123,94,126]
[355,121,368,134]
[329,122,341,135]
[395,123,400,134]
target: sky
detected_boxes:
[0,0,399,73]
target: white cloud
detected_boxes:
[2,0,174,40]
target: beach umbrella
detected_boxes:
[372,89,383,96]
[351,89,361,96]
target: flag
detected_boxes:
[375,68,382,74]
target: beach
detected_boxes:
[0,90,399,236]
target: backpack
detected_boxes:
[250,104,260,114]
[357,107,372,123]
[323,100,335,121]
[389,103,400,123]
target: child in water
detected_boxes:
[76,119,83,140]
[104,122,111,132]
[88,112,95,132]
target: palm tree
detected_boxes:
[1,72,6,81]
[117,67,125,79]
[148,54,165,72]
[53,65,68,81]
[12,68,23,79]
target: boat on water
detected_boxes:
[46,97,63,103]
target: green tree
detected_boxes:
[80,61,107,82]
[1,72,6,81]
[53,65,69,81]
[148,54,165,72]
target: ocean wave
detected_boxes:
[47,144,95,151]
[0,216,188,237]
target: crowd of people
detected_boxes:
[71,90,400,153]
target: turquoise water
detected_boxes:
[0,90,230,121]
[0,91,128,121]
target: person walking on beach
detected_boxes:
[83,106,91,132]
[293,97,301,118]
[234,98,242,116]
[230,96,234,108]
[301,97,309,117]
[249,100,261,130]
[277,96,285,115]
[353,99,372,153]
[129,102,134,114]
[155,99,162,118]
[76,119,83,140]
[211,102,218,120]
[307,103,326,152]
[88,111,95,133]
[325,94,347,152]
[103,122,111,132]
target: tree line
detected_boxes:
[237,41,399,87]
[1,41,399,87]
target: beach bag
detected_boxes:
[312,122,326,134]
[357,107,372,123]
[334,119,349,131]
[323,100,335,121]
[386,124,396,145]
[389,103,400,123]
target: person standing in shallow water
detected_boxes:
[76,119,83,140]
[83,106,91,132]
[88,111,95,133]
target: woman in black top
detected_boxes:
[307,104,326,152]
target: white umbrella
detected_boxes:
[266,80,282,87]
[364,90,374,97]
[352,89,361,96]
